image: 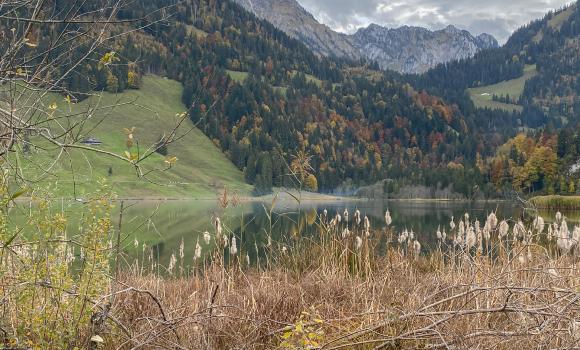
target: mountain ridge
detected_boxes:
[233,0,359,59]
[353,23,499,73]
[232,0,498,73]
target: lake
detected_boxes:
[8,197,578,270]
[104,198,579,269]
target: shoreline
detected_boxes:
[530,195,580,210]
[13,195,518,203]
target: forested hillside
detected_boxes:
[488,129,580,194]
[157,0,512,196]
[12,0,579,197]
[415,3,580,128]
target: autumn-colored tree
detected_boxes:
[127,71,140,89]
[290,151,313,184]
[305,174,318,192]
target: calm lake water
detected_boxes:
[107,199,579,268]
[8,198,579,269]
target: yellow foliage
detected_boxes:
[127,71,140,89]
[278,310,325,349]
[305,174,318,192]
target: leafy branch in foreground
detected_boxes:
[0,178,115,349]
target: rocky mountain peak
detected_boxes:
[233,0,499,74]
[233,0,359,59]
[476,33,499,49]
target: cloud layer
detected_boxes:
[297,0,573,43]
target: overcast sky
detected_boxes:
[297,0,573,43]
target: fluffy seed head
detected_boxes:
[465,226,476,249]
[342,228,350,239]
[355,236,363,250]
[230,236,238,255]
[514,221,526,239]
[179,238,185,259]
[499,220,509,239]
[194,240,202,260]
[168,253,176,274]
[458,220,465,239]
[533,216,545,234]
[385,210,392,226]
[486,212,498,230]
[413,240,421,255]
[214,217,222,236]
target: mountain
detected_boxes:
[409,2,580,195]
[108,0,502,196]
[416,2,580,127]
[232,0,498,74]
[353,24,499,74]
[232,0,359,59]
[20,0,574,198]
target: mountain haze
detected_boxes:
[233,0,498,73]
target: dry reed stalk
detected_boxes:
[107,245,579,349]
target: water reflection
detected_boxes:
[118,199,580,268]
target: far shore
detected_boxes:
[13,191,519,204]
[530,195,580,210]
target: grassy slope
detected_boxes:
[17,76,251,198]
[533,5,576,42]
[226,69,322,87]
[225,70,249,83]
[468,64,537,112]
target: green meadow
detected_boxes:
[13,76,252,199]
[468,64,537,112]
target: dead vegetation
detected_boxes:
[107,223,580,349]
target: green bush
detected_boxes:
[0,177,115,349]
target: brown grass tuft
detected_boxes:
[108,246,580,349]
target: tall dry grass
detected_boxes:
[105,209,580,350]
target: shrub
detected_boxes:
[0,178,116,349]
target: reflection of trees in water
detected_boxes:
[124,200,577,267]
[151,242,165,257]
[234,201,529,253]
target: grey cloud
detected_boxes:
[297,0,572,43]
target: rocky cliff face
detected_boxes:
[233,0,499,74]
[353,24,499,74]
[233,0,359,59]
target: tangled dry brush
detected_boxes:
[108,210,580,350]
